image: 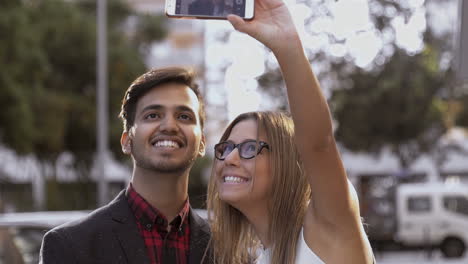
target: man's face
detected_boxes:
[121,83,205,174]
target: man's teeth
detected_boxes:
[224,176,247,183]
[154,140,179,148]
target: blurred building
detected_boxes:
[128,0,206,73]
[343,127,468,186]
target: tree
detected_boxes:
[331,47,452,168]
[256,0,456,169]
[0,0,47,154]
[257,0,419,109]
[0,0,167,169]
[454,86,468,128]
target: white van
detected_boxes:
[395,182,468,258]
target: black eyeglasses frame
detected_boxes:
[214,140,270,160]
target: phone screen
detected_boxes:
[174,0,246,18]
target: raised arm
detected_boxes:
[228,1,373,263]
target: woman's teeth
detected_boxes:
[224,176,247,183]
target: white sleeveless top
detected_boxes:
[257,228,325,264]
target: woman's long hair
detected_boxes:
[207,111,311,264]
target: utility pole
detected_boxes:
[456,0,468,83]
[97,0,109,206]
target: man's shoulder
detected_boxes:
[47,190,128,237]
[188,209,213,264]
[189,208,211,244]
[190,208,209,229]
[50,205,108,234]
[40,191,132,263]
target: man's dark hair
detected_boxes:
[119,67,205,132]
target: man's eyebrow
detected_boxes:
[139,105,196,116]
[176,105,196,115]
[140,104,164,114]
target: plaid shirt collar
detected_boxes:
[126,183,190,231]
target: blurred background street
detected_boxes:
[1,0,468,263]
[377,250,468,264]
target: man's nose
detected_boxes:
[160,116,179,133]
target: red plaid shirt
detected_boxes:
[126,184,191,264]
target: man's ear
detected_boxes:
[198,134,206,157]
[121,131,132,155]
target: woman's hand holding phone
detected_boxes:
[165,0,300,56]
[227,0,299,54]
[165,0,254,20]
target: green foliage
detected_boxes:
[258,1,423,109]
[456,94,468,127]
[0,183,34,212]
[0,0,167,165]
[256,1,456,169]
[331,47,452,168]
[129,14,168,51]
[46,180,97,210]
[0,2,47,153]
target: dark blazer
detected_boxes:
[39,190,212,264]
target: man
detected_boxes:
[40,67,212,264]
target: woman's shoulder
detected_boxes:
[256,227,325,264]
[296,227,326,264]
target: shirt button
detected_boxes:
[145,224,152,230]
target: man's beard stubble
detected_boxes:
[131,144,198,174]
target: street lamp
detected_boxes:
[97,0,109,206]
[456,0,468,83]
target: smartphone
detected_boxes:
[165,0,254,20]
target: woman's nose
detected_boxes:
[224,147,241,166]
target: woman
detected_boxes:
[206,0,375,263]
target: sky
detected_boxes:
[203,0,458,121]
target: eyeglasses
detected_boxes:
[214,140,270,160]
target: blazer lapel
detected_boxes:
[189,209,212,264]
[109,191,151,264]
[105,192,212,264]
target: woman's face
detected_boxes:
[215,119,272,209]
